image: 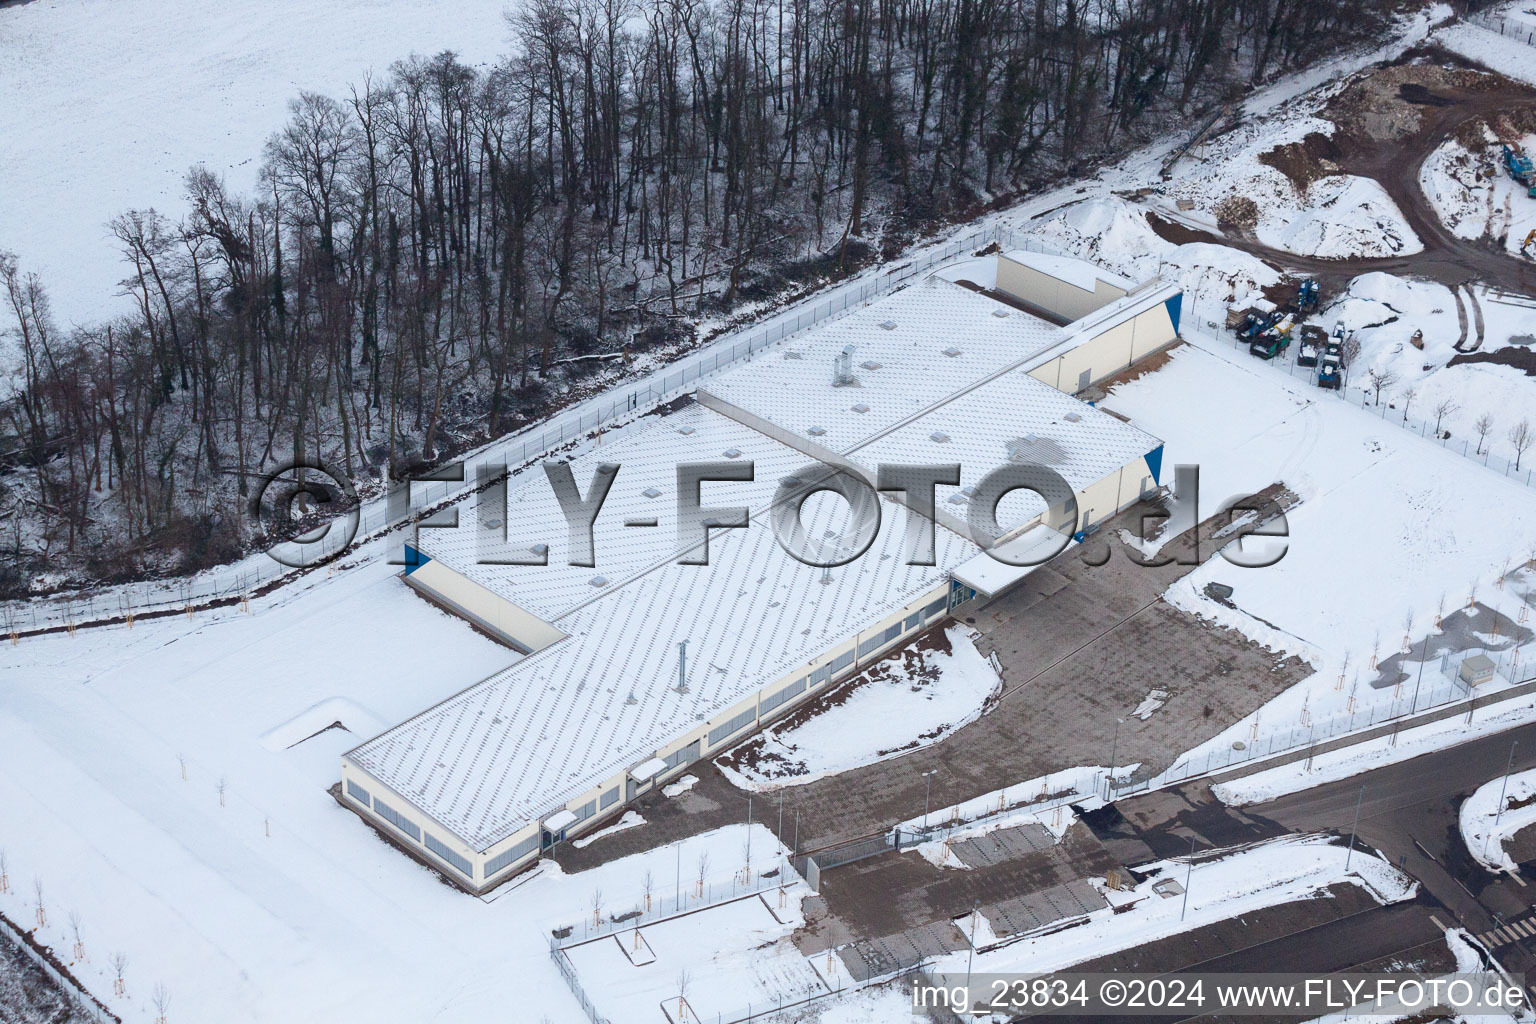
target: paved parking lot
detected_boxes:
[557,496,1311,878]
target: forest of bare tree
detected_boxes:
[0,0,1401,595]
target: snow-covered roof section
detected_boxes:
[414,403,809,622]
[1002,249,1136,294]
[848,367,1161,531]
[951,524,1073,597]
[702,277,1065,456]
[349,481,978,849]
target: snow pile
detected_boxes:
[929,835,1414,979]
[1436,20,1536,89]
[1459,766,1536,873]
[1421,131,1536,258]
[1156,107,1420,258]
[717,626,1001,790]
[571,811,646,849]
[1025,197,1280,305]
[1257,174,1422,257]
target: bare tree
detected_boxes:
[676,969,692,1022]
[642,869,654,913]
[695,851,709,899]
[1367,368,1399,407]
[152,982,171,1024]
[110,951,129,996]
[1433,397,1459,436]
[1400,385,1417,422]
[217,775,227,807]
[1476,413,1496,455]
[33,877,45,927]
[69,910,85,960]
[590,886,604,927]
[1510,420,1533,471]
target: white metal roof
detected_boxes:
[702,277,1066,457]
[349,476,977,849]
[1002,249,1136,294]
[951,524,1075,597]
[412,403,811,623]
[848,367,1161,533]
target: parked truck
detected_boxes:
[1250,314,1294,360]
[1296,324,1327,367]
[1295,278,1320,313]
[1235,308,1279,341]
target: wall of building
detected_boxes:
[1027,299,1178,394]
[996,255,1128,322]
[338,758,487,892]
[403,556,567,654]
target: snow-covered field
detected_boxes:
[717,626,1001,790]
[0,553,823,1023]
[927,835,1415,991]
[1459,765,1536,873]
[0,0,516,323]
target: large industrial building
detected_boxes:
[339,249,1182,892]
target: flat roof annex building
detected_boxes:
[339,249,1183,891]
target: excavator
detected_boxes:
[1524,228,1536,258]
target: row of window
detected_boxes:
[424,832,473,878]
[600,787,620,810]
[571,798,598,824]
[485,833,540,879]
[373,797,421,843]
[858,622,903,657]
[758,676,806,719]
[346,780,371,807]
[709,705,760,746]
[662,739,701,771]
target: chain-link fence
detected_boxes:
[1468,10,1536,46]
[0,911,118,1024]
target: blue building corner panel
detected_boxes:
[1163,292,1183,335]
[403,542,431,575]
[1144,445,1164,485]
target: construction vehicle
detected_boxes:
[1295,278,1320,313]
[1250,314,1294,360]
[1296,324,1327,367]
[1523,228,1535,256]
[1332,320,1347,344]
[1236,309,1279,341]
[1504,144,1536,198]
[1317,349,1345,389]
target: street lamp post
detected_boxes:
[1485,738,1520,863]
[1345,784,1364,871]
[1180,834,1197,921]
[921,769,939,832]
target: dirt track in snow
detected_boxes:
[1150,56,1536,297]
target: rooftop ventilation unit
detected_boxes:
[943,346,962,357]
[529,543,550,558]
[860,360,882,371]
[642,486,662,499]
[722,447,742,459]
[589,575,609,587]
[784,350,803,360]
[851,403,870,414]
[930,431,950,443]
[880,320,898,330]
[808,425,827,436]
[677,425,696,435]
[1063,411,1082,423]
[991,309,1010,319]
[833,344,858,387]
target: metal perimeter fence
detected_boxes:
[1107,660,1536,801]
[0,910,118,1024]
[1468,9,1536,47]
[1199,319,1536,492]
[554,865,803,948]
[4,222,1057,637]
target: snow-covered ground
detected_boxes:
[0,0,517,324]
[0,553,821,1024]
[716,626,1001,790]
[1098,333,1536,779]
[564,884,828,1024]
[927,835,1415,995]
[1460,766,1536,873]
